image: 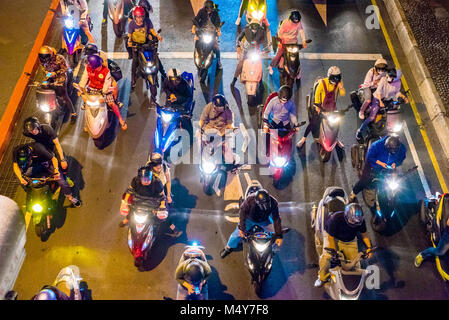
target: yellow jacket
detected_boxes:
[314,78,346,106]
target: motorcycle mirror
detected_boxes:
[281,227,290,235]
[306,39,312,43]
[298,121,307,127]
[157,29,162,33]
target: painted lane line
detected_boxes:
[25,211,31,231]
[402,120,432,197]
[371,0,448,193]
[243,172,252,187]
[106,51,384,61]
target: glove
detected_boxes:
[169,94,177,102]
[275,238,283,247]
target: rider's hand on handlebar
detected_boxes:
[168,94,177,102]
[275,238,283,247]
[61,160,68,170]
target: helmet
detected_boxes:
[185,261,204,285]
[278,85,292,101]
[23,117,40,133]
[385,135,401,154]
[33,289,57,300]
[16,145,32,170]
[138,165,153,184]
[168,68,181,81]
[327,66,342,84]
[249,22,261,33]
[289,10,302,23]
[211,94,228,108]
[254,189,271,212]
[84,43,99,56]
[38,45,56,64]
[204,0,214,10]
[344,203,364,227]
[150,152,163,166]
[133,6,145,18]
[374,58,387,70]
[387,68,397,82]
[87,54,103,70]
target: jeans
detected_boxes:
[358,98,381,137]
[420,227,449,260]
[352,163,374,195]
[226,217,273,249]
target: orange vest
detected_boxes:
[87,65,109,90]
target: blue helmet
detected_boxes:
[33,289,57,300]
[87,54,103,69]
[344,203,364,227]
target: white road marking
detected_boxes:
[105,52,384,61]
[25,211,31,231]
[403,120,432,197]
[243,172,252,187]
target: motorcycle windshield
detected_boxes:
[63,28,80,55]
[85,98,108,139]
[320,116,339,152]
[108,0,124,23]
[143,50,153,62]
[36,88,57,112]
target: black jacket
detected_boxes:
[162,78,193,109]
[239,194,282,237]
[193,7,221,29]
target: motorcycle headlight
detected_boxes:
[202,34,213,44]
[272,157,287,168]
[64,18,74,29]
[201,161,216,174]
[133,213,147,224]
[387,179,399,191]
[327,115,340,125]
[40,104,50,113]
[250,52,260,62]
[287,47,299,53]
[252,10,264,21]
[147,61,154,67]
[161,112,173,123]
[253,240,270,253]
[32,203,43,213]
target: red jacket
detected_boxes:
[86,65,109,91]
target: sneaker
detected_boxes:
[220,247,232,259]
[120,122,127,130]
[314,278,326,288]
[414,253,423,268]
[70,113,78,124]
[70,197,81,207]
[119,219,129,228]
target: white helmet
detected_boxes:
[327,66,342,84]
[374,58,387,69]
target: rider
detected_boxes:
[175,249,212,299]
[268,10,308,75]
[220,189,283,258]
[231,21,269,87]
[263,85,298,131]
[349,135,407,202]
[357,58,388,115]
[192,0,223,72]
[148,152,182,237]
[13,143,81,207]
[296,66,346,149]
[127,6,166,91]
[78,55,127,130]
[415,218,449,268]
[23,117,68,171]
[60,0,95,44]
[119,164,165,227]
[315,203,373,287]
[38,45,77,123]
[162,68,194,113]
[356,68,409,142]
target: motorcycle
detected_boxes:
[176,243,209,300]
[419,192,449,281]
[132,33,161,100]
[240,46,269,107]
[363,166,418,233]
[23,175,61,241]
[351,102,404,177]
[273,38,312,88]
[108,0,126,37]
[194,22,224,83]
[73,83,118,149]
[154,72,195,159]
[29,70,74,135]
[126,196,168,268]
[52,265,85,300]
[311,186,374,300]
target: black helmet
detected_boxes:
[204,0,214,10]
[212,94,228,108]
[289,10,301,23]
[385,135,401,154]
[185,261,204,285]
[150,152,163,166]
[84,43,99,56]
[23,117,40,133]
[278,85,292,101]
[344,203,364,227]
[16,145,32,170]
[138,165,153,184]
[387,68,397,79]
[254,189,271,212]
[249,22,261,33]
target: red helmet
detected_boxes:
[133,6,145,18]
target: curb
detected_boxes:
[382,0,449,162]
[0,0,60,165]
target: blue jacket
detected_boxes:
[366,136,406,171]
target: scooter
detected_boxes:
[419,192,449,281]
[23,175,61,241]
[274,38,312,88]
[194,22,224,83]
[363,166,418,233]
[240,46,268,107]
[108,0,126,37]
[52,265,85,300]
[29,71,74,135]
[306,84,350,162]
[73,83,117,149]
[132,33,161,101]
[176,243,209,300]
[154,72,195,159]
[127,196,168,268]
[311,186,373,300]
